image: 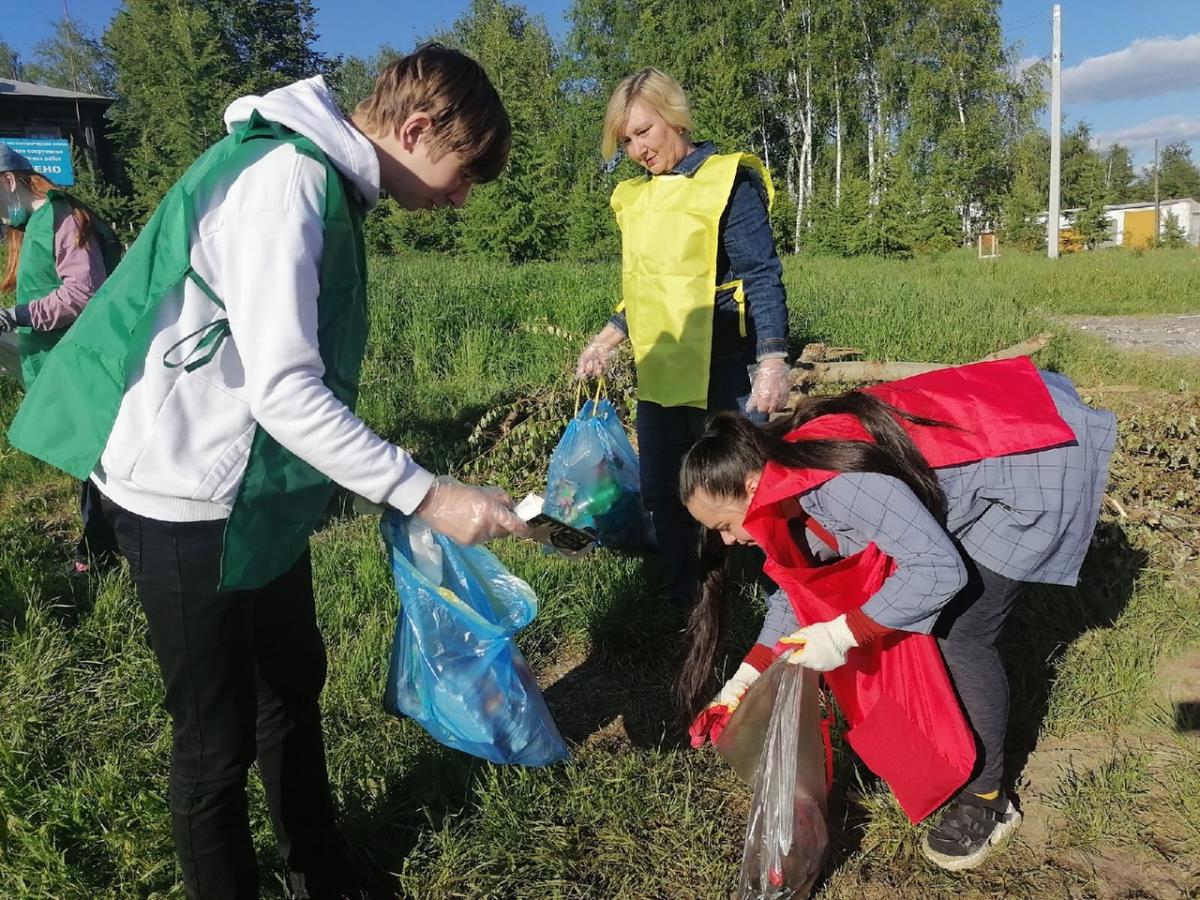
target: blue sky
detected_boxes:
[5,1,1198,166]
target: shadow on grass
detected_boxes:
[1003,521,1147,785]
[539,552,692,750]
[337,747,488,898]
[1175,702,1200,733]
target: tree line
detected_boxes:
[3,0,1198,259]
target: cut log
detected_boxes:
[790,333,1053,389]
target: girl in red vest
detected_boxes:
[678,358,1114,871]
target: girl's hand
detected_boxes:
[778,614,858,671]
[687,661,762,747]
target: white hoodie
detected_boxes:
[93,77,435,522]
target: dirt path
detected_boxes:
[1057,314,1200,357]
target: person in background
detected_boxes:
[0,142,122,573]
[576,67,792,608]
[8,44,528,899]
[679,358,1114,871]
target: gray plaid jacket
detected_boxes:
[757,371,1116,638]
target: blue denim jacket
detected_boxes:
[609,141,790,361]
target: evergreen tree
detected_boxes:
[199,0,332,94]
[105,0,238,219]
[0,39,24,80]
[450,0,571,262]
[1068,141,1114,248]
[1160,211,1189,249]
[24,16,115,96]
[1157,141,1200,201]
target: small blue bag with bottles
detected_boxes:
[381,511,569,767]
[545,382,646,550]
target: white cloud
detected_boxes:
[1094,115,1200,161]
[1017,55,1041,74]
[1062,34,1200,104]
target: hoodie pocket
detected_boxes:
[128,374,256,506]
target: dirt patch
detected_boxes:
[1158,648,1200,738]
[1058,314,1200,357]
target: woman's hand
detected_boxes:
[747,356,791,414]
[778,614,858,671]
[574,323,625,380]
[687,661,762,747]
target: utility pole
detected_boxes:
[1154,138,1161,247]
[1047,4,1062,259]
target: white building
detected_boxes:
[1036,198,1200,249]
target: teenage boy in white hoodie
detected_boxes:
[9,43,523,899]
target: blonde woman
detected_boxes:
[576,68,791,607]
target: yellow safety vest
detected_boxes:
[611,151,773,408]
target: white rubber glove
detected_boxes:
[779,614,858,671]
[747,356,792,414]
[414,476,531,545]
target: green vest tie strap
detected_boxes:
[162,269,231,372]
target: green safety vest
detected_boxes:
[610,152,773,409]
[8,112,369,591]
[14,191,121,387]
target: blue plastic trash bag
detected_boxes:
[546,391,646,550]
[381,511,569,767]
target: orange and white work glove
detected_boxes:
[778,613,858,671]
[414,476,531,545]
[688,661,763,748]
[747,356,791,414]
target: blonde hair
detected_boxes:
[601,68,693,159]
[354,42,511,183]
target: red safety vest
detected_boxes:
[743,357,1076,822]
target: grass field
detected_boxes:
[1,248,1198,898]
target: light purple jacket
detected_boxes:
[16,201,107,330]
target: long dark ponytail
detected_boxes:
[675,390,950,715]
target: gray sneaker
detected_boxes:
[921,791,1022,871]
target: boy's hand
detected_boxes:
[0,307,18,334]
[415,476,531,545]
[778,614,857,671]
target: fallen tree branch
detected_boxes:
[790,332,1053,390]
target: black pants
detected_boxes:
[77,478,119,563]
[932,559,1022,795]
[100,495,341,899]
[635,352,765,605]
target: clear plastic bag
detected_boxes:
[381,511,569,767]
[718,661,829,900]
[545,386,646,551]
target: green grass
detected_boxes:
[1,249,1198,897]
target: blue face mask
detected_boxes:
[5,204,29,228]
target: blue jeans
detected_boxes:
[636,351,767,604]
